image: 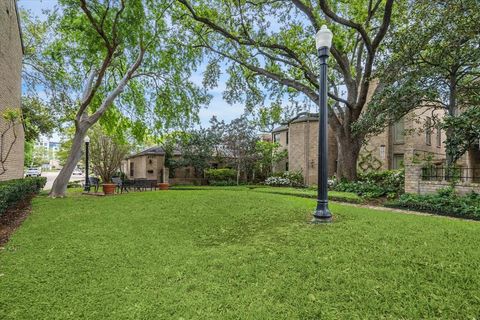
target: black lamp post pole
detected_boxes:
[312,46,332,223]
[84,140,90,192]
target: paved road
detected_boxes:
[42,171,84,190]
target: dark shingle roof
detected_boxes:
[272,125,288,133]
[125,146,182,159]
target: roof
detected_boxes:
[125,146,182,159]
[289,112,319,124]
[270,112,320,134]
[272,125,288,133]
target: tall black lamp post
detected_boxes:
[312,25,333,223]
[83,135,90,192]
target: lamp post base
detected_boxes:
[311,204,332,224]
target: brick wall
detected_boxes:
[405,164,480,195]
[288,119,337,185]
[0,0,24,181]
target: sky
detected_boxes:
[18,0,246,129]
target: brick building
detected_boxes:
[272,113,337,185]
[0,0,24,181]
[271,107,450,185]
[360,106,447,171]
[122,147,210,185]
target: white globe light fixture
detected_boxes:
[315,25,333,50]
[84,135,91,143]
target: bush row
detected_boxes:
[332,170,404,199]
[265,171,304,187]
[386,187,480,220]
[0,177,46,217]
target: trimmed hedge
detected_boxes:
[386,187,480,220]
[205,168,237,185]
[0,177,46,217]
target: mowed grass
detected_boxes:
[1,188,480,319]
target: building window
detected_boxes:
[425,117,432,145]
[436,125,442,147]
[393,118,405,143]
[130,162,134,177]
[379,145,386,160]
[285,162,289,171]
[273,133,280,143]
[393,154,404,169]
[286,132,289,145]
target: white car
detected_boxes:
[72,168,83,176]
[25,167,41,177]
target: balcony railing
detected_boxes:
[421,166,480,183]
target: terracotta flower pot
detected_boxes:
[158,182,169,190]
[102,183,116,195]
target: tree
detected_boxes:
[22,97,57,167]
[90,127,129,184]
[254,141,288,181]
[173,127,222,177]
[443,106,480,163]
[176,0,397,180]
[355,0,480,164]
[221,116,259,185]
[23,1,208,197]
[21,97,56,144]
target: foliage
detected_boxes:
[0,177,46,216]
[205,168,236,185]
[265,171,304,188]
[21,97,57,143]
[355,0,480,163]
[254,141,288,181]
[387,187,480,220]
[333,170,404,199]
[219,116,259,184]
[176,0,400,180]
[90,127,130,184]
[2,188,480,318]
[22,1,209,196]
[442,106,480,162]
[169,125,223,176]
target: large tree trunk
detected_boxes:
[335,132,363,181]
[49,125,88,197]
[446,73,457,166]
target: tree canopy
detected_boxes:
[175,0,400,179]
[23,0,210,196]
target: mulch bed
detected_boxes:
[0,195,35,247]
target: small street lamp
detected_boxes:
[312,25,333,223]
[83,135,90,192]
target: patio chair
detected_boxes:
[88,177,99,193]
[112,177,128,194]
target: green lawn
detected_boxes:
[1,187,480,319]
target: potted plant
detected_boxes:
[89,127,129,195]
[158,182,169,190]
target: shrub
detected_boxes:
[332,169,404,199]
[205,168,237,185]
[386,187,480,220]
[0,177,46,216]
[265,171,304,187]
[67,180,82,188]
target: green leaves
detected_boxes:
[442,106,480,162]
